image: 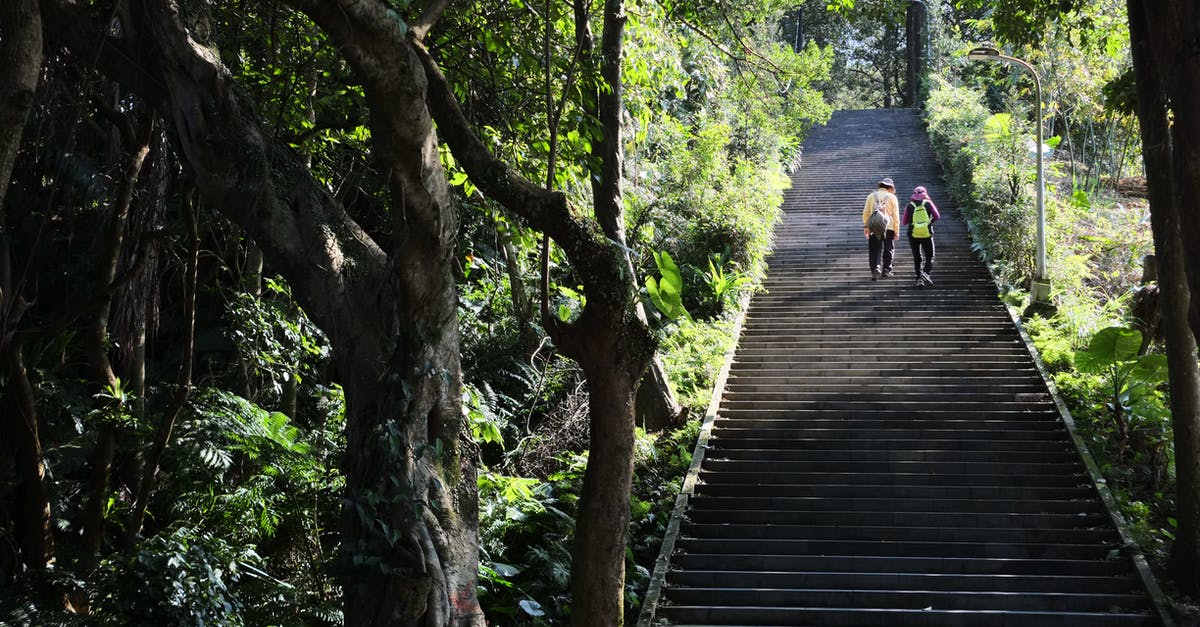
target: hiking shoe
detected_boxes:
[920,272,934,286]
[915,278,925,289]
[871,269,880,281]
[882,270,895,278]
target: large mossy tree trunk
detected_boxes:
[53,1,488,623]
[0,0,53,576]
[1127,0,1200,597]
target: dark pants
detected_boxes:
[908,234,935,276]
[868,230,895,273]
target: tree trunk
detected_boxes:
[1127,0,1200,596]
[562,2,661,622]
[0,0,52,582]
[79,105,151,569]
[904,2,918,107]
[502,238,541,356]
[1,342,55,572]
[637,356,683,431]
[1150,1,1200,341]
[0,0,41,214]
[117,1,485,622]
[125,192,198,545]
[571,325,643,624]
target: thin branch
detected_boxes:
[124,189,199,546]
[650,0,791,93]
[412,39,569,238]
[714,0,786,75]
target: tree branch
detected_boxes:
[410,0,451,42]
[412,40,573,240]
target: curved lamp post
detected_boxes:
[967,46,1050,302]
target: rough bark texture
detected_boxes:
[1127,0,1200,596]
[571,322,643,625]
[89,0,487,623]
[278,2,482,622]
[1148,2,1200,340]
[0,0,42,215]
[1,343,55,571]
[0,0,52,575]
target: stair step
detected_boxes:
[692,482,1093,500]
[674,537,1115,560]
[706,437,1070,452]
[690,473,1089,489]
[699,459,1086,475]
[666,570,1143,594]
[658,606,1158,627]
[670,553,1134,576]
[687,496,1103,515]
[679,523,1115,544]
[663,587,1148,613]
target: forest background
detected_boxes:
[1,0,1197,625]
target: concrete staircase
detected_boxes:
[641,109,1165,626]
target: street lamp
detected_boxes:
[967,46,1050,302]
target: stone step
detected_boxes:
[659,606,1158,626]
[663,587,1148,613]
[666,570,1142,594]
[690,472,1088,489]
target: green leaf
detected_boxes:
[1130,353,1168,384]
[1075,326,1142,372]
[646,251,689,320]
[983,113,1014,143]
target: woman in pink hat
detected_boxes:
[902,186,940,288]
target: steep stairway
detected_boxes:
[641,109,1165,626]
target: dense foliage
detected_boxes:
[0,0,830,624]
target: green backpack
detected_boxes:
[910,200,932,238]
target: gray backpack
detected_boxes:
[866,191,890,238]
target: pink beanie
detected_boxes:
[911,186,929,201]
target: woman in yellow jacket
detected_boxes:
[862,177,900,280]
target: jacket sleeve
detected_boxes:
[888,196,901,230]
[862,193,875,226]
[901,202,912,225]
[928,200,941,222]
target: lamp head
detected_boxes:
[967,46,1001,60]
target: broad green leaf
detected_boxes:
[1130,353,1168,384]
[1075,326,1142,372]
